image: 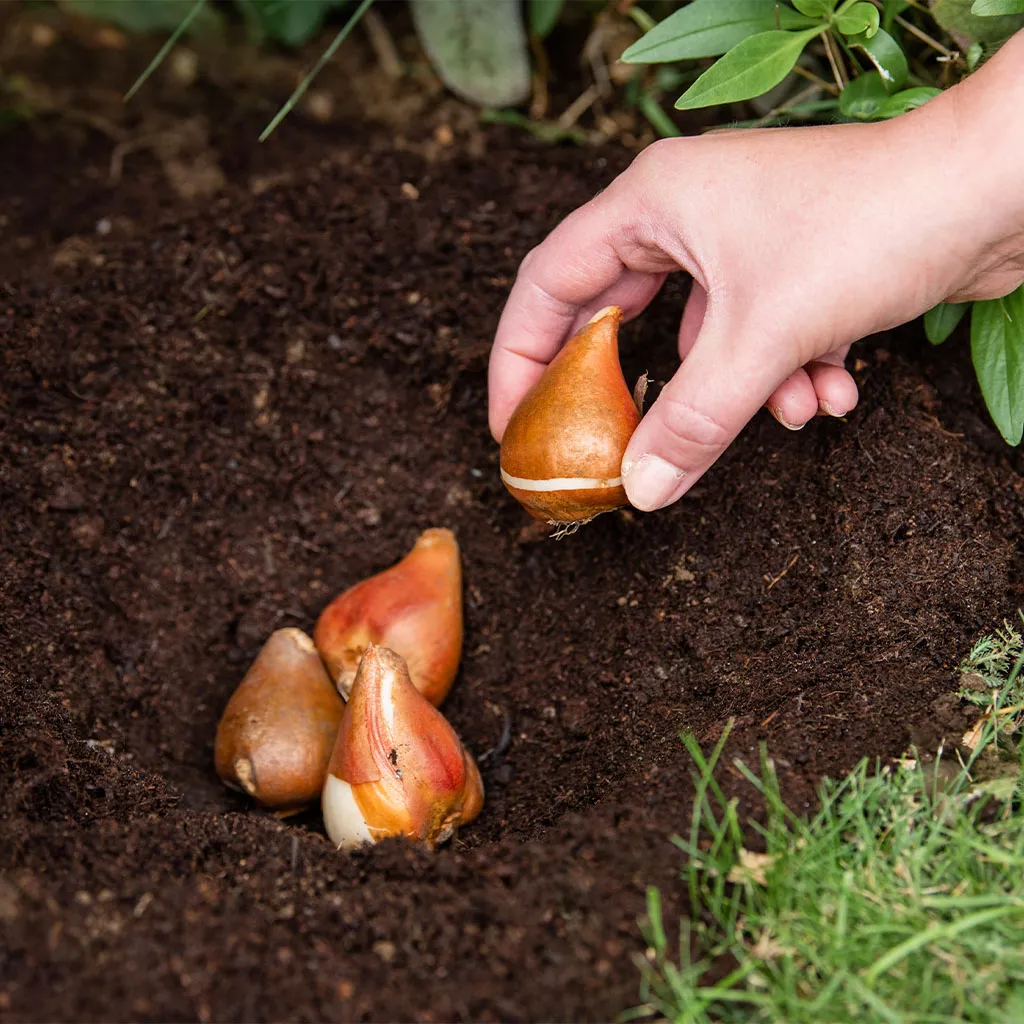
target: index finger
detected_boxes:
[487,192,632,442]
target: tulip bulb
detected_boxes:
[314,528,462,706]
[499,305,640,525]
[322,645,484,850]
[214,628,344,816]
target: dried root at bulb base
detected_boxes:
[499,305,640,527]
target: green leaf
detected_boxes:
[849,27,908,91]
[875,86,942,118]
[971,285,1024,445]
[60,0,221,34]
[244,0,338,46]
[411,0,530,107]
[621,0,818,64]
[924,302,969,345]
[529,0,563,39]
[793,0,837,14]
[932,0,1024,45]
[972,0,1024,15]
[838,71,888,119]
[967,40,985,68]
[834,1,880,36]
[674,27,824,110]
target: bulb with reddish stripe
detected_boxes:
[499,305,640,525]
[321,645,483,850]
[314,528,462,706]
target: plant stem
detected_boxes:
[638,93,680,138]
[894,15,957,59]
[260,0,375,143]
[792,63,839,96]
[822,31,848,90]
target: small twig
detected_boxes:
[792,63,840,96]
[361,8,402,79]
[558,84,601,130]
[746,83,826,128]
[765,553,800,592]
[582,19,613,99]
[822,32,848,90]
[894,15,956,59]
[109,135,159,183]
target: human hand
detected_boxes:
[488,33,1024,512]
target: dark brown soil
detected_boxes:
[2,20,1024,1024]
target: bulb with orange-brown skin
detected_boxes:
[321,645,484,850]
[214,628,344,816]
[499,305,640,524]
[314,528,462,706]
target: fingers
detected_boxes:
[766,369,818,430]
[766,347,859,429]
[488,198,628,442]
[488,174,682,442]
[567,270,668,339]
[622,318,788,511]
[806,357,859,417]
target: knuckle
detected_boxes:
[630,137,684,181]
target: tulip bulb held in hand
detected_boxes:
[314,528,462,706]
[214,628,344,816]
[499,305,640,526]
[322,645,483,850]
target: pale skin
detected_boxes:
[488,30,1024,512]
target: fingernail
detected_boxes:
[818,399,840,418]
[621,454,687,512]
[770,407,804,431]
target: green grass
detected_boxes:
[630,619,1024,1024]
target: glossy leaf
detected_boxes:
[972,0,1024,14]
[792,0,837,14]
[924,302,969,345]
[246,0,338,45]
[835,1,880,36]
[849,27,908,91]
[838,71,887,118]
[971,285,1024,445]
[529,0,563,39]
[622,0,817,64]
[411,0,530,107]
[674,27,823,110]
[875,86,942,118]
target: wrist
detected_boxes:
[910,30,1024,300]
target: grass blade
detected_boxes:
[864,905,1019,984]
[125,0,207,102]
[260,0,375,142]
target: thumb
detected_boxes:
[621,321,787,511]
